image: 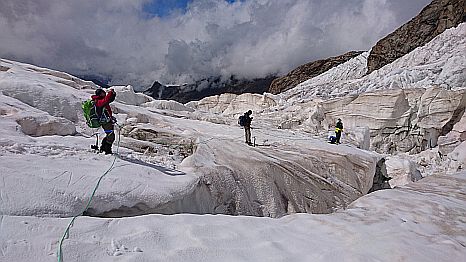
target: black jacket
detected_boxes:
[336,121,343,130]
[244,114,253,127]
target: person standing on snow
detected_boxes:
[243,110,253,145]
[335,118,343,144]
[92,88,117,154]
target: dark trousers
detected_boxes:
[245,126,251,144]
[335,130,342,144]
[101,122,115,145]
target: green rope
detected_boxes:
[57,127,121,262]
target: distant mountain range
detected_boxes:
[143,75,276,104]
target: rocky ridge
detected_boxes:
[268,51,363,95]
[144,76,275,104]
[367,0,466,74]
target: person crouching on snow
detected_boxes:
[92,88,117,154]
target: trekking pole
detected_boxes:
[253,136,256,147]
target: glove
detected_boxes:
[111,116,117,123]
[108,89,116,103]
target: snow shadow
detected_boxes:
[119,155,186,176]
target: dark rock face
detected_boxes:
[143,81,169,99]
[143,76,276,104]
[77,74,111,88]
[367,0,466,74]
[268,51,364,95]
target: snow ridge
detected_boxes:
[284,23,466,101]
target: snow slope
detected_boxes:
[0,92,200,217]
[1,172,465,262]
[284,23,466,101]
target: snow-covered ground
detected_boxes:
[2,172,465,262]
[0,23,465,262]
[0,56,386,219]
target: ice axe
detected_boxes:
[90,133,99,151]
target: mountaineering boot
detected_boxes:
[99,138,107,153]
[99,138,111,154]
[104,143,113,154]
[99,142,112,154]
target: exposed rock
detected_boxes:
[143,81,169,99]
[143,76,276,104]
[367,0,466,74]
[77,74,111,88]
[269,51,364,94]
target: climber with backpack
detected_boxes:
[238,110,253,145]
[82,88,117,154]
[335,118,343,144]
[328,118,343,144]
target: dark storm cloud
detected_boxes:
[0,0,432,88]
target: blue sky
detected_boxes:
[144,0,239,17]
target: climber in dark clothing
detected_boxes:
[91,88,116,154]
[243,110,253,145]
[335,118,343,144]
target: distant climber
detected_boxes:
[91,88,117,154]
[335,118,343,144]
[239,110,253,145]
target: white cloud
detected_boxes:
[0,0,431,88]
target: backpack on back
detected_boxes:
[238,115,246,126]
[82,100,101,128]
